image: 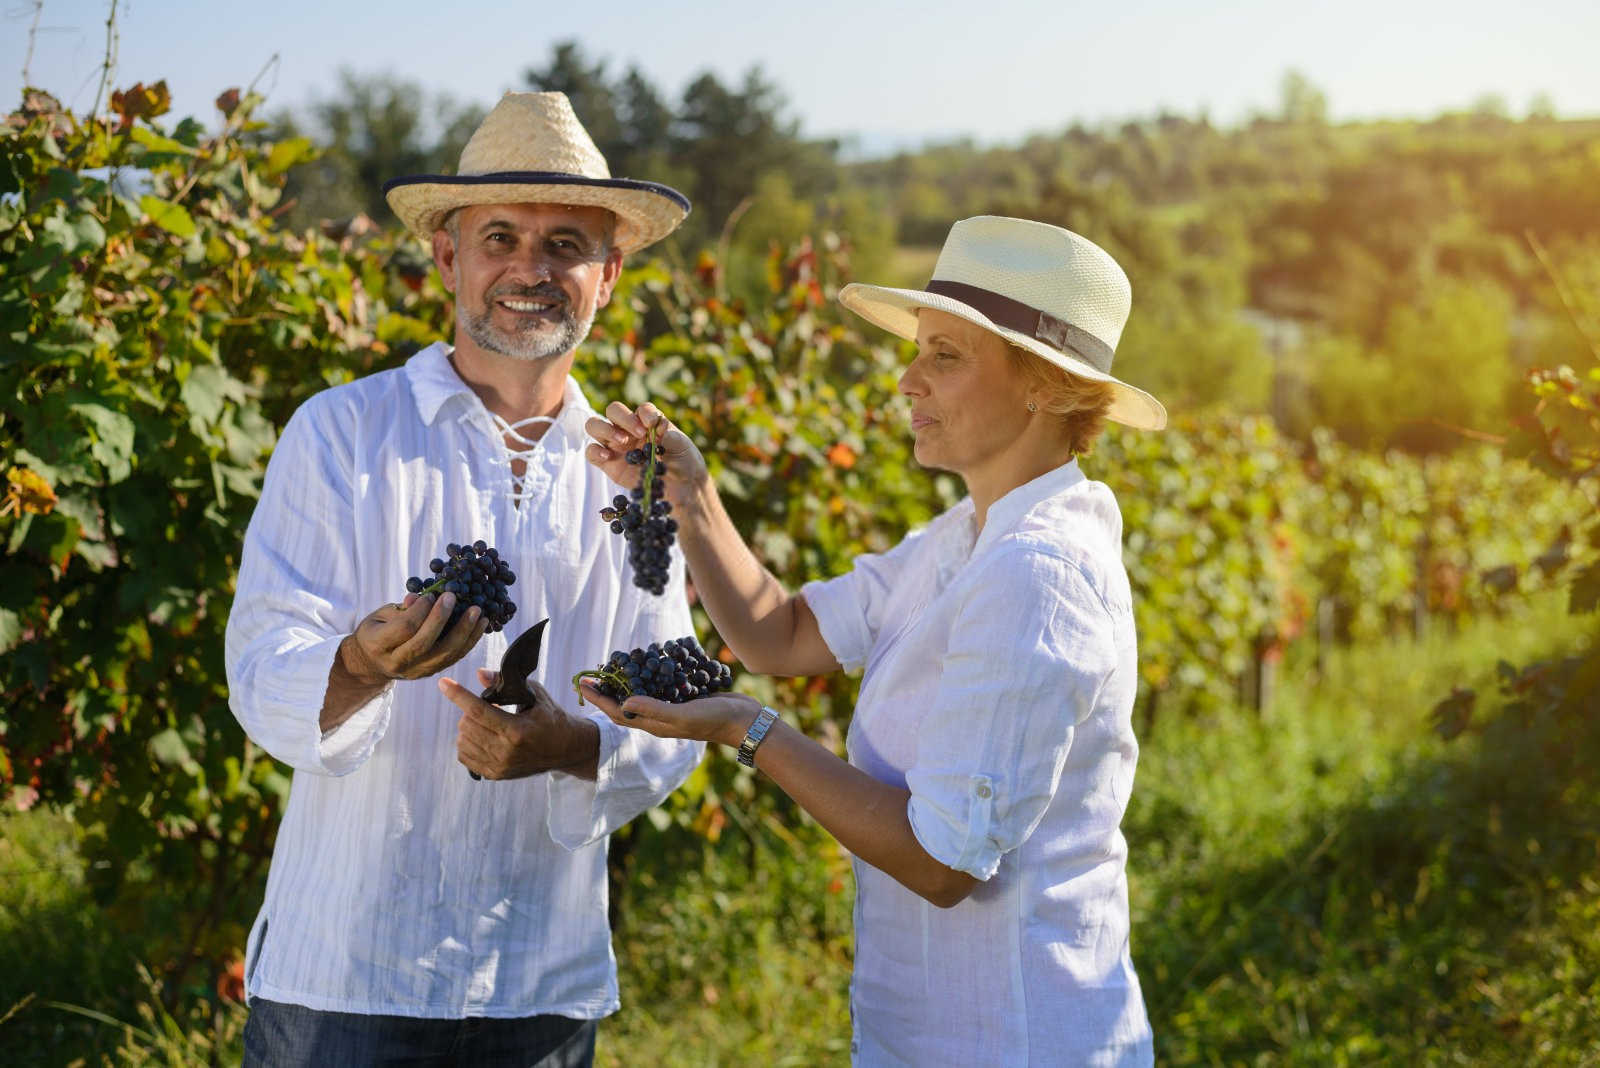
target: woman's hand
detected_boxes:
[584,401,707,510]
[577,679,761,750]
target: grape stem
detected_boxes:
[640,423,660,514]
[571,667,633,706]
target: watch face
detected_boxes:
[737,708,778,766]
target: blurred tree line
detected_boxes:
[272,42,896,294]
[275,57,1600,455]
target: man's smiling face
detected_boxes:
[433,201,622,362]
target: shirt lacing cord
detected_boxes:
[472,411,557,505]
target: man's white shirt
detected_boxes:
[225,342,702,1018]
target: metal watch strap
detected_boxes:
[736,705,779,767]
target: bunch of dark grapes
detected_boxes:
[600,429,676,595]
[574,635,733,707]
[404,540,517,632]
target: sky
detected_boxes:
[4,0,1598,154]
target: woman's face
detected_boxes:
[900,308,1033,478]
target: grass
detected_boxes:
[2,594,1592,1066]
[1126,593,1599,1065]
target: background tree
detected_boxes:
[272,70,484,229]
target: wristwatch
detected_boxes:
[736,705,780,768]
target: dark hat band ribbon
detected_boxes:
[924,279,1113,373]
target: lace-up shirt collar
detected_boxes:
[405,342,592,504]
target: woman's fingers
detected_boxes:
[635,403,667,433]
[618,694,673,721]
[577,681,658,726]
[584,414,629,451]
[604,401,647,438]
[577,679,623,714]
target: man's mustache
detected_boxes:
[488,282,568,305]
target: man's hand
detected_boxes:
[439,670,601,781]
[345,591,489,684]
[321,592,489,733]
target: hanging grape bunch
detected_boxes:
[600,425,676,595]
[404,540,518,632]
[573,636,733,711]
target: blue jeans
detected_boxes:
[241,997,597,1067]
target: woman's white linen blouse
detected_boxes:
[801,460,1153,1067]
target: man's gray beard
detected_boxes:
[459,300,596,362]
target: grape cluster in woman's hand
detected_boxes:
[574,636,732,706]
[600,431,676,595]
[404,540,517,632]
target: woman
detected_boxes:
[582,216,1166,1066]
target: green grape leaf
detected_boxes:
[129,125,196,157]
[149,727,197,770]
[265,137,318,176]
[180,363,246,428]
[139,194,197,238]
[0,607,21,654]
[70,402,137,483]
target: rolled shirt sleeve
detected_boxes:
[905,546,1118,881]
[545,544,706,850]
[224,398,393,776]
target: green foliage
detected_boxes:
[2,83,1590,1067]
[1429,245,1600,743]
[270,70,486,230]
[602,812,853,1066]
[0,83,444,1006]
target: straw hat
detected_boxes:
[383,92,689,254]
[839,216,1167,430]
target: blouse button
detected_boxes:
[974,783,992,799]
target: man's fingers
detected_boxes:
[476,667,499,691]
[438,675,477,713]
[393,593,459,665]
[454,722,495,776]
[384,591,438,639]
[412,603,489,677]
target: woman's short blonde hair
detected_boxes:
[1006,343,1117,456]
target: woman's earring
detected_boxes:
[1026,401,1038,412]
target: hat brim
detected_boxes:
[838,282,1168,430]
[382,172,690,255]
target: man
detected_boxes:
[224,92,700,1067]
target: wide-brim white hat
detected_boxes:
[838,216,1167,430]
[383,92,689,255]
